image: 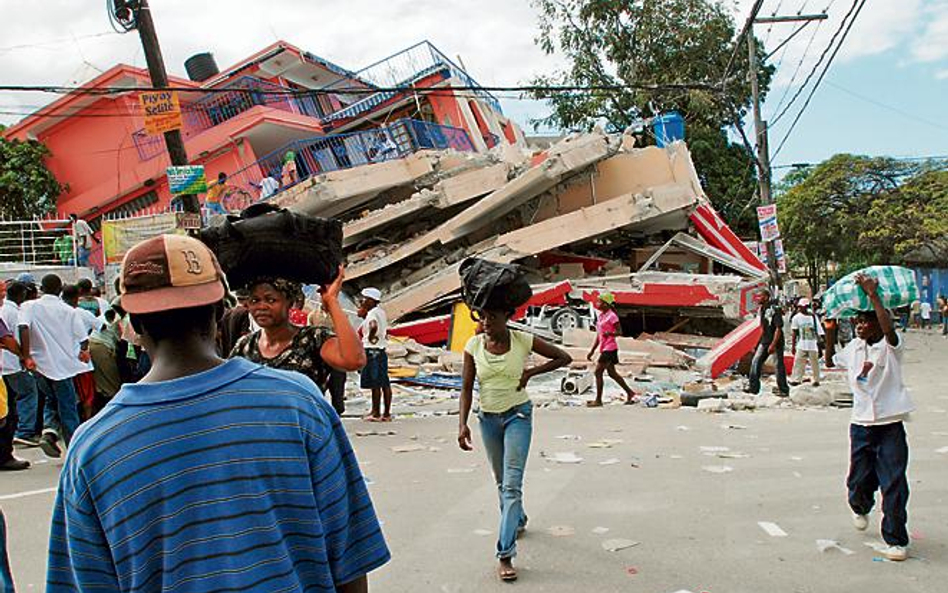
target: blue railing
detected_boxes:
[222,119,476,207]
[319,41,503,123]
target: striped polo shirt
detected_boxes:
[47,358,389,592]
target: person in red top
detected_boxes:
[586,292,636,407]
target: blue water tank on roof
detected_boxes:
[653,112,685,147]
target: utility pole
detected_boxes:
[114,0,201,214]
[746,12,827,287]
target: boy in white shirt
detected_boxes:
[358,288,392,421]
[833,274,914,561]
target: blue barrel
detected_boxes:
[652,112,685,147]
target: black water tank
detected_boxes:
[185,52,220,82]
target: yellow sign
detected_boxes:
[139,90,183,135]
[448,302,478,353]
[102,212,181,264]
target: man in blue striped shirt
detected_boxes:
[47,234,389,592]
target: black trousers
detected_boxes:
[747,341,789,395]
[848,422,910,546]
[0,379,17,462]
[326,369,346,416]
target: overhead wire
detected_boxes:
[770,0,867,159]
[768,0,860,127]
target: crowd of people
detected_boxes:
[0,237,923,589]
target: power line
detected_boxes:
[824,81,948,132]
[721,0,767,88]
[769,0,861,126]
[771,0,867,159]
[766,17,823,118]
[0,31,118,54]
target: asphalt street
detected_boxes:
[3,330,947,592]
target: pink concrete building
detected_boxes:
[3,40,523,232]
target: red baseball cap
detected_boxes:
[120,234,225,314]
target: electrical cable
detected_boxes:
[769,0,861,126]
[721,0,767,88]
[770,0,867,159]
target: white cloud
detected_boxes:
[911,1,948,62]
[0,0,565,126]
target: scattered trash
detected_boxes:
[701,465,734,474]
[547,525,576,537]
[864,541,889,553]
[935,446,948,454]
[391,444,426,453]
[670,454,684,460]
[588,441,614,449]
[355,429,397,437]
[447,468,475,474]
[626,567,639,576]
[790,456,804,461]
[721,423,748,430]
[676,425,690,431]
[543,451,584,464]
[602,538,640,552]
[592,526,611,535]
[816,539,855,555]
[473,529,493,537]
[758,521,788,537]
[699,446,730,453]
[599,458,621,466]
[715,452,750,459]
[556,434,583,441]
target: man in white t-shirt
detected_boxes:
[18,274,90,457]
[69,214,98,268]
[790,298,821,386]
[919,300,932,330]
[358,287,391,422]
[1,281,41,448]
[833,274,913,562]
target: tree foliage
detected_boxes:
[528,0,773,235]
[777,154,948,288]
[0,136,61,218]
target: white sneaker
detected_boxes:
[882,545,908,561]
[852,513,869,531]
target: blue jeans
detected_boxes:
[478,401,532,559]
[35,375,80,446]
[747,341,789,395]
[77,246,91,267]
[5,372,39,439]
[0,509,14,592]
[848,422,910,547]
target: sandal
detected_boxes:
[498,563,518,582]
[362,415,382,423]
[586,400,604,408]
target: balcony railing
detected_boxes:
[320,41,503,123]
[219,119,476,209]
[132,76,319,161]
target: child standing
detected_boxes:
[359,288,392,422]
[834,274,914,561]
[586,292,636,407]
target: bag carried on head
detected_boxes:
[459,258,533,312]
[199,203,343,290]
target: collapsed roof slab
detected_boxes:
[438,132,615,243]
[341,162,510,248]
[346,134,614,281]
[274,151,439,218]
[382,188,698,320]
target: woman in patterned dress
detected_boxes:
[230,267,365,404]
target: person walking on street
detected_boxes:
[586,291,636,406]
[1,281,41,449]
[358,288,392,421]
[790,298,822,387]
[18,274,89,457]
[230,270,365,415]
[833,274,914,562]
[0,313,28,471]
[458,305,571,581]
[46,234,390,593]
[919,300,932,330]
[746,287,790,396]
[61,284,103,421]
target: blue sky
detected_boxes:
[1,0,945,171]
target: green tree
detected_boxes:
[0,135,61,218]
[777,154,944,287]
[528,0,773,235]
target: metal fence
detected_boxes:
[320,40,503,123]
[225,118,476,204]
[0,218,78,268]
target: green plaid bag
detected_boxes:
[822,266,919,319]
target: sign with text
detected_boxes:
[139,90,183,135]
[167,165,207,195]
[756,204,780,242]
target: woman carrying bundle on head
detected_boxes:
[230,268,365,411]
[456,259,571,582]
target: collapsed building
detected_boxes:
[263,130,769,378]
